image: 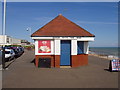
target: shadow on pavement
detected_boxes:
[30,58,35,65]
[5,59,16,68]
[5,53,24,68]
[104,69,110,72]
[30,58,51,68]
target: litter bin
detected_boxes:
[38,58,51,68]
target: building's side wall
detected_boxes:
[71,54,88,67]
[32,37,94,41]
[54,40,60,67]
[71,40,88,67]
[35,55,88,68]
[35,40,60,68]
[54,55,60,68]
[71,40,77,55]
[84,41,89,54]
[35,55,55,67]
[34,38,91,68]
[11,38,21,45]
[54,40,60,55]
[35,55,60,68]
[0,35,6,45]
[0,35,26,45]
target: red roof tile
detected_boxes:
[31,14,95,37]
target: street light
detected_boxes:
[3,0,6,35]
[27,27,32,44]
[2,0,7,69]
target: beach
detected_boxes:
[89,47,119,60]
[89,52,119,60]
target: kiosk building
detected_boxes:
[31,14,95,68]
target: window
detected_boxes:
[7,38,9,43]
[77,41,84,54]
[5,51,10,54]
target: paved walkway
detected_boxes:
[2,50,118,88]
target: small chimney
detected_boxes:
[59,14,62,16]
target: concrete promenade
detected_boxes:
[2,50,118,88]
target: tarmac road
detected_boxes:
[2,50,118,88]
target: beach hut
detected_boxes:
[31,14,95,68]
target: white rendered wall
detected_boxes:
[0,35,22,45]
[35,40,38,55]
[33,37,94,55]
[32,37,54,40]
[54,40,60,55]
[34,40,89,55]
[84,41,89,54]
[51,40,54,54]
[77,37,94,41]
[0,35,7,45]
[71,40,77,55]
[11,38,21,45]
[32,37,94,41]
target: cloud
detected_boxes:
[34,17,53,21]
[76,21,118,25]
[34,17,118,25]
[31,16,54,29]
[33,16,53,25]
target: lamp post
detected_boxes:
[27,27,32,44]
[3,0,6,35]
[2,0,7,69]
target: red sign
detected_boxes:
[38,40,51,53]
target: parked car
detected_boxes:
[20,47,24,53]
[17,47,24,55]
[4,46,24,59]
[10,47,20,58]
[5,49,15,61]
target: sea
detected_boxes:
[89,47,119,59]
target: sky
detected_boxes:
[0,2,118,47]
[0,0,120,2]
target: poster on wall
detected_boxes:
[38,40,51,53]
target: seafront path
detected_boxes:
[2,49,118,88]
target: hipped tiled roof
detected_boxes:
[31,14,95,37]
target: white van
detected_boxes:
[5,49,15,61]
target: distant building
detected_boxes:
[0,35,29,46]
[21,39,31,46]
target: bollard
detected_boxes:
[109,60,112,72]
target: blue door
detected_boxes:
[60,40,71,66]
